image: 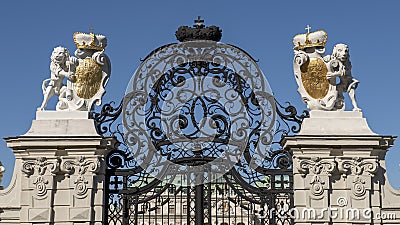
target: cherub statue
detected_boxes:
[326,44,360,111]
[38,46,78,111]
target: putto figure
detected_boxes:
[38,31,111,111]
[292,26,360,111]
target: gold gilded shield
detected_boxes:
[300,58,329,99]
[74,58,103,99]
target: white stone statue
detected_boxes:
[38,32,111,111]
[292,26,361,111]
[0,161,5,189]
[38,47,78,111]
[325,43,360,111]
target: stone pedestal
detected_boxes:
[0,111,111,225]
[283,111,396,225]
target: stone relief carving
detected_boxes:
[297,157,336,176]
[297,157,336,197]
[61,156,100,175]
[21,156,101,199]
[338,157,378,198]
[297,157,378,198]
[61,156,100,198]
[309,175,325,196]
[32,176,49,198]
[74,176,89,198]
[352,176,367,197]
[293,26,360,111]
[38,31,111,111]
[337,157,378,178]
[21,157,60,177]
[21,157,60,199]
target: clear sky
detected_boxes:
[0,1,398,188]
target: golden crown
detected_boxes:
[73,32,107,51]
[293,27,328,50]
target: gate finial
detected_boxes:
[175,17,222,42]
[194,16,205,28]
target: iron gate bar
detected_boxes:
[195,183,204,225]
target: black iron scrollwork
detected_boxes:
[275,100,309,135]
[96,33,305,224]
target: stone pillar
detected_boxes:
[282,111,396,225]
[1,111,111,225]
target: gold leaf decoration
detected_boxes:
[300,58,329,99]
[74,58,102,99]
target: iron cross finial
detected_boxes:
[194,16,205,28]
[305,25,311,33]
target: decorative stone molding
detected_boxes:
[297,157,336,176]
[310,175,325,196]
[21,157,60,199]
[32,176,49,198]
[61,156,100,198]
[61,156,100,176]
[296,157,336,197]
[21,157,60,177]
[337,157,378,199]
[20,156,102,199]
[352,176,367,197]
[73,176,89,198]
[337,157,378,177]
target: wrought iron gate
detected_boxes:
[94,20,307,225]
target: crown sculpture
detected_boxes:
[292,26,360,111]
[175,16,222,42]
[38,31,111,111]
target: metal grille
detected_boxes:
[94,42,308,225]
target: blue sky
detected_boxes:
[0,1,398,188]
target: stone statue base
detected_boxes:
[299,111,376,136]
[24,111,98,136]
